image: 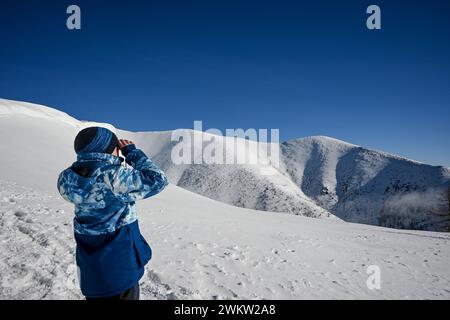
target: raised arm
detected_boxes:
[105,139,168,203]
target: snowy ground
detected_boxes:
[1,179,449,300]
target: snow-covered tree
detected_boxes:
[427,185,450,232]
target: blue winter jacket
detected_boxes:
[57,145,168,298]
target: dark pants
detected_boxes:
[85,283,140,300]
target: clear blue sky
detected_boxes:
[0,0,449,166]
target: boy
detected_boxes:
[57,126,168,300]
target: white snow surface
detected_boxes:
[0,98,449,299]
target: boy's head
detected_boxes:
[74,127,119,155]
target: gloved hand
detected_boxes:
[118,139,136,157]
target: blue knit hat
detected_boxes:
[74,127,118,154]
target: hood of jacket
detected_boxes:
[57,152,123,205]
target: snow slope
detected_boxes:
[0,99,113,189]
[1,180,449,299]
[0,98,449,299]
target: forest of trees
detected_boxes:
[428,185,450,232]
[378,185,450,232]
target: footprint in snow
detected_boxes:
[14,211,27,219]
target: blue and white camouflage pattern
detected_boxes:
[57,148,168,236]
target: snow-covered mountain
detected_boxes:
[120,124,450,232]
[1,98,449,231]
[280,136,450,231]
[123,130,450,231]
[0,98,450,299]
[117,129,332,219]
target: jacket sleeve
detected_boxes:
[105,146,168,203]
